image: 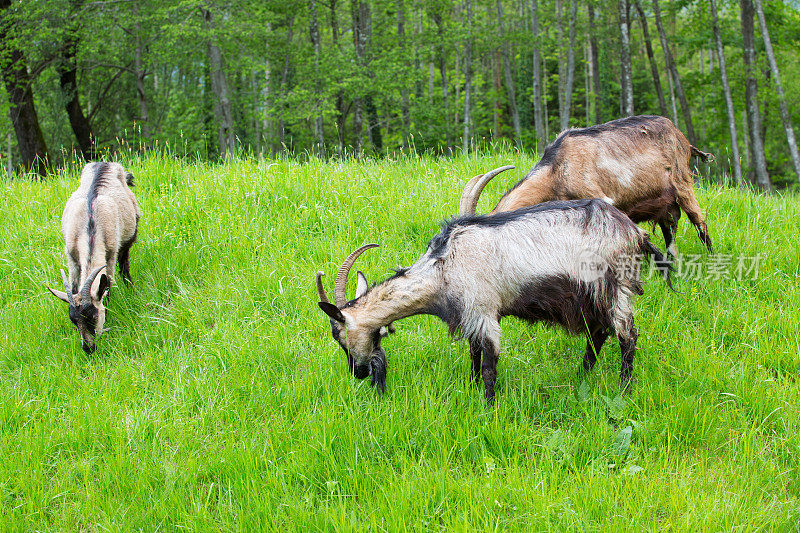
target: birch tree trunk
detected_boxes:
[329,2,347,156]
[558,0,577,130]
[351,0,365,154]
[653,0,695,144]
[588,2,602,124]
[531,0,546,152]
[310,0,325,157]
[262,24,272,155]
[709,0,741,185]
[278,16,295,151]
[496,0,522,148]
[462,0,473,153]
[202,8,235,159]
[633,0,667,116]
[133,4,150,139]
[618,0,634,116]
[754,0,800,183]
[433,11,451,151]
[397,0,411,152]
[740,0,770,191]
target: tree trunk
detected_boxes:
[202,8,235,159]
[496,0,522,148]
[397,0,410,152]
[754,0,800,183]
[278,16,295,152]
[310,0,325,157]
[740,0,770,191]
[531,0,545,152]
[133,4,150,139]
[633,0,667,116]
[557,0,577,130]
[351,0,366,154]
[58,33,94,159]
[0,0,49,175]
[462,0,473,153]
[653,0,695,144]
[709,0,742,186]
[618,0,634,116]
[433,11,450,151]
[588,2,602,124]
[262,24,272,155]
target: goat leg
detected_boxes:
[618,325,639,391]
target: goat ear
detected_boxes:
[46,286,71,304]
[96,274,110,300]
[318,302,345,323]
[355,270,369,299]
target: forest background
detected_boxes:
[1,0,799,190]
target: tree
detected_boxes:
[531,0,546,150]
[709,0,742,186]
[618,0,634,116]
[740,0,770,190]
[557,0,578,129]
[310,0,325,157]
[754,0,800,183]
[0,0,48,175]
[653,0,696,144]
[462,0,473,152]
[496,0,521,148]
[633,0,667,117]
[202,6,236,159]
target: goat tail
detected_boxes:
[641,237,676,293]
[690,145,715,163]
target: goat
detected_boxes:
[459,115,715,260]
[317,199,671,404]
[46,162,140,353]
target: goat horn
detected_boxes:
[316,271,331,304]
[81,265,106,301]
[60,269,76,305]
[458,174,486,216]
[334,243,378,307]
[458,165,515,216]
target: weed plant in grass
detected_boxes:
[0,152,798,529]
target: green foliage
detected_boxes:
[1,0,800,183]
[0,153,799,528]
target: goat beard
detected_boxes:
[369,352,387,395]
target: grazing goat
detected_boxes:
[317,199,671,404]
[46,162,140,353]
[459,115,715,260]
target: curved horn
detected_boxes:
[334,243,378,307]
[458,165,515,216]
[81,265,107,301]
[458,174,486,216]
[316,271,330,304]
[61,269,76,305]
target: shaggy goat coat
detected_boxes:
[319,199,667,403]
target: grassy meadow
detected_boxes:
[1,152,799,530]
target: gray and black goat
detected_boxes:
[317,199,671,404]
[46,162,141,353]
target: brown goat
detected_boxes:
[460,115,714,258]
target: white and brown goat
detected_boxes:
[317,199,671,404]
[46,162,140,353]
[459,115,714,260]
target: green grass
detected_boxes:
[1,152,799,530]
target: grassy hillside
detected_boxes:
[1,153,798,530]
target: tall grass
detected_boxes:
[1,153,798,530]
